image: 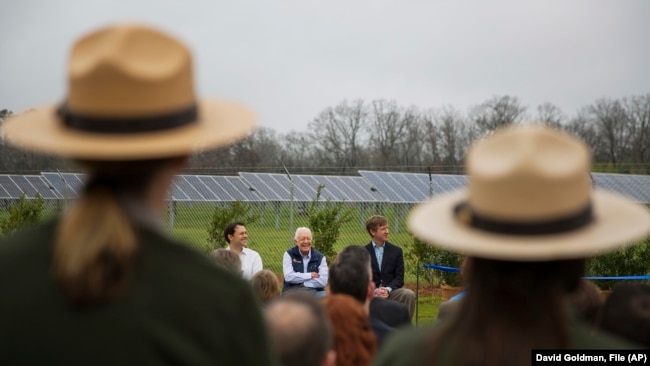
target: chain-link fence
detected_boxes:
[0,171,434,284]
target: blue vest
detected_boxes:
[282,247,324,293]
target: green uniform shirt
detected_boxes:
[375,313,641,366]
[0,220,279,366]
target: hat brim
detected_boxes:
[408,189,650,261]
[2,99,255,160]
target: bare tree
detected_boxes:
[590,98,630,166]
[278,131,318,173]
[622,94,650,173]
[437,106,473,174]
[470,95,526,134]
[308,99,368,172]
[564,109,599,154]
[398,108,426,169]
[366,99,411,168]
[208,127,281,171]
[419,110,443,170]
[536,102,566,128]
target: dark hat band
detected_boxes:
[57,103,198,134]
[453,202,593,235]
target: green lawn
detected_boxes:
[414,295,443,326]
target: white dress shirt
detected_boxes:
[228,247,263,280]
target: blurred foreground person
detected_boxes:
[265,291,336,366]
[0,23,277,366]
[376,124,650,366]
[566,278,604,327]
[598,283,650,347]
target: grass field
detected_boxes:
[414,295,443,326]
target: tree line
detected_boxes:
[2,93,650,175]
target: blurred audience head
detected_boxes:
[250,269,280,306]
[209,248,242,276]
[264,291,335,366]
[323,294,377,366]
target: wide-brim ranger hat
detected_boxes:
[2,23,255,160]
[408,124,650,261]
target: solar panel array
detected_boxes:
[0,175,61,199]
[592,173,650,203]
[42,172,85,198]
[171,175,262,201]
[239,173,386,202]
[0,171,647,204]
[358,171,467,203]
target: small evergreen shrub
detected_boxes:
[306,184,354,264]
[206,201,260,250]
[586,238,650,290]
[0,193,45,236]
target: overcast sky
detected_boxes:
[1,0,649,134]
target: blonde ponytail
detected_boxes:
[54,184,138,307]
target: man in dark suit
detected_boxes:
[364,215,416,319]
[335,245,411,330]
[369,298,412,329]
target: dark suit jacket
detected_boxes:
[369,316,394,347]
[370,298,412,329]
[365,241,405,290]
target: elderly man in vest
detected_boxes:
[282,227,328,297]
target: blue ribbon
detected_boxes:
[423,264,461,273]
[422,263,650,280]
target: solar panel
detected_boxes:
[25,176,60,199]
[296,175,338,201]
[18,171,649,205]
[323,176,357,201]
[187,176,263,202]
[188,176,224,201]
[9,175,38,198]
[239,173,290,201]
[241,173,387,203]
[182,175,219,201]
[358,171,421,203]
[592,173,650,204]
[0,184,10,199]
[293,175,346,202]
[170,181,191,201]
[433,174,466,194]
[41,172,84,198]
[175,176,206,201]
[358,171,470,203]
[0,175,24,198]
[222,176,265,201]
[388,172,428,202]
[358,171,405,202]
[345,176,388,202]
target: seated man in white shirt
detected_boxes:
[282,227,328,297]
[224,222,263,280]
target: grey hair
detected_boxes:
[294,227,312,240]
